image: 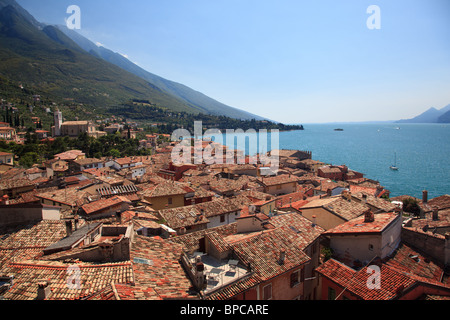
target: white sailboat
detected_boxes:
[390,152,399,171]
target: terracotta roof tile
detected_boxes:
[302,196,370,221]
[1,260,134,300]
[81,196,131,215]
[316,259,416,300]
[257,174,299,187]
[229,228,311,281]
[130,235,198,299]
[323,212,400,236]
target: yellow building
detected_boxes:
[60,121,97,137]
[141,181,189,210]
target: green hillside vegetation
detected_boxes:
[111,101,304,134]
[0,131,150,168]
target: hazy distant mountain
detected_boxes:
[396,104,450,124]
[56,25,265,121]
[438,110,450,123]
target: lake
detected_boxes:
[280,123,450,199]
[218,123,450,199]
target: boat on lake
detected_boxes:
[390,152,399,171]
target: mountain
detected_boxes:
[396,104,450,124]
[0,0,42,28]
[56,25,265,121]
[0,4,205,114]
[437,110,450,123]
[0,0,267,122]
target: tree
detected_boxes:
[402,198,421,217]
[109,148,121,158]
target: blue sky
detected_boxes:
[16,0,450,124]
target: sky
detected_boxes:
[16,0,450,124]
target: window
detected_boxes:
[168,197,173,205]
[263,284,272,300]
[290,268,305,287]
[290,270,300,287]
[369,244,374,251]
[328,287,336,300]
[220,215,225,223]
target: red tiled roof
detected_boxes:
[228,228,311,281]
[257,174,299,187]
[316,259,416,300]
[130,235,198,299]
[428,195,450,211]
[302,196,370,221]
[35,188,91,207]
[323,212,400,236]
[385,243,445,284]
[54,150,85,161]
[81,196,131,215]
[142,181,189,198]
[1,260,134,300]
[349,185,378,196]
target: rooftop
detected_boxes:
[0,260,134,300]
[54,150,85,161]
[316,258,416,300]
[35,188,91,207]
[130,235,198,299]
[302,196,370,221]
[323,212,400,236]
[0,178,35,190]
[81,196,131,215]
[142,181,189,198]
[0,220,67,269]
[257,174,299,187]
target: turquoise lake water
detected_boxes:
[279,123,450,199]
[218,123,450,199]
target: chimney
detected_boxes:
[195,256,206,290]
[65,220,73,237]
[312,215,317,227]
[37,281,52,300]
[116,211,122,223]
[326,189,332,197]
[279,250,286,265]
[362,194,368,205]
[422,190,428,203]
[432,207,439,221]
[364,210,375,223]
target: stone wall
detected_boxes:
[401,227,449,266]
[0,204,43,227]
